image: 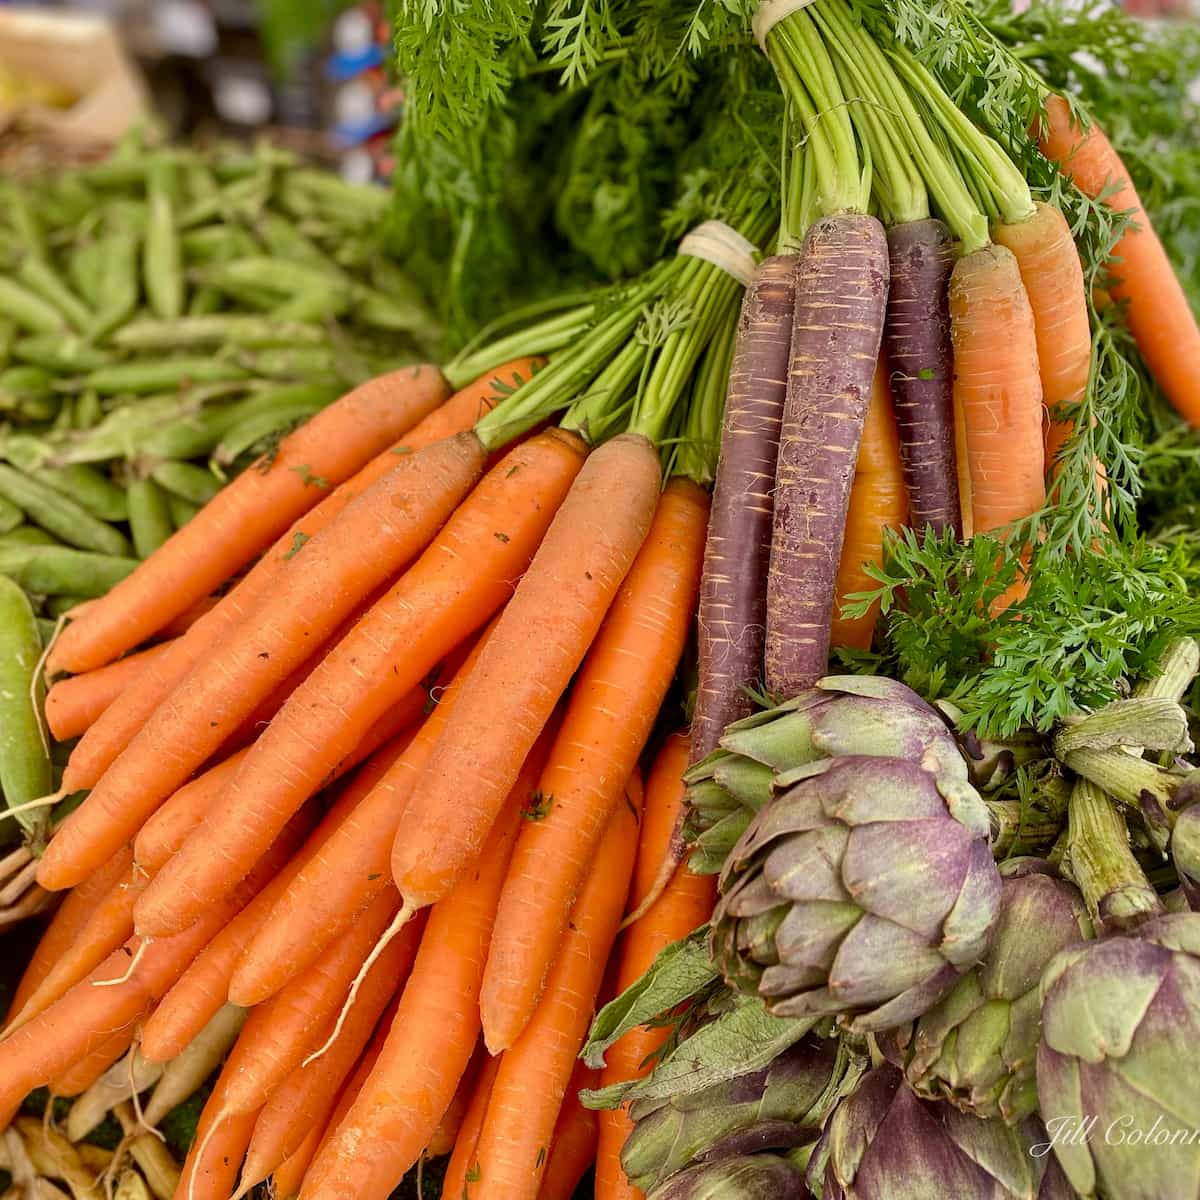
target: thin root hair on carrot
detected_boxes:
[0,790,65,824]
[301,901,415,1067]
[92,940,148,989]
[29,614,65,760]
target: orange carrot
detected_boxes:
[427,1043,486,1158]
[273,1124,323,1200]
[237,935,414,1195]
[38,433,487,894]
[831,359,908,652]
[134,429,585,938]
[178,1073,261,1200]
[215,888,422,1118]
[992,201,1092,469]
[140,732,417,1064]
[0,806,313,1127]
[440,1054,503,1200]
[45,1009,147,1096]
[950,245,1045,541]
[298,728,556,1200]
[48,365,449,675]
[44,642,175,742]
[595,735,717,1200]
[5,847,132,1024]
[275,1003,398,1199]
[1038,96,1200,426]
[230,632,490,1007]
[59,360,538,796]
[481,480,706,1052]
[6,850,140,1033]
[132,684,424,881]
[467,777,641,1200]
[393,432,661,913]
[540,1061,601,1200]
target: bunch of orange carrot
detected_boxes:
[0,346,732,1200]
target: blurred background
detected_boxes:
[0,1,400,182]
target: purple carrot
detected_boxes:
[691,255,797,766]
[765,214,889,698]
[884,218,961,536]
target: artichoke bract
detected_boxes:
[710,692,1002,1031]
[685,675,974,874]
[883,859,1093,1122]
[1037,913,1200,1200]
[809,1064,1076,1199]
[621,1035,842,1194]
[650,1154,809,1199]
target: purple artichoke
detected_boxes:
[882,859,1092,1122]
[809,1064,1075,1199]
[710,748,1001,1032]
[651,1154,809,1199]
[621,1036,842,1194]
[1037,913,1200,1200]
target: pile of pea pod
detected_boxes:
[0,133,440,625]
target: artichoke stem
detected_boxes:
[986,799,1061,858]
[1134,636,1200,703]
[1064,777,1163,934]
[1061,746,1186,848]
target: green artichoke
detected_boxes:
[882,858,1092,1122]
[685,676,975,874]
[808,1064,1076,1199]
[1037,913,1200,1200]
[621,1035,843,1194]
[650,1154,809,1199]
[710,727,1002,1031]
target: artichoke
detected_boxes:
[1037,913,1200,1200]
[649,1154,809,1199]
[685,675,977,874]
[710,733,1002,1031]
[882,859,1092,1122]
[808,1064,1076,1199]
[621,1035,843,1194]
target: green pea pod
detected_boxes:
[127,477,175,558]
[89,230,140,339]
[0,575,52,835]
[8,189,47,262]
[144,160,184,321]
[185,161,220,204]
[52,397,77,433]
[271,290,345,321]
[16,257,92,333]
[82,358,252,395]
[74,390,103,430]
[113,315,326,353]
[40,176,97,229]
[211,401,326,467]
[180,225,259,265]
[241,346,348,380]
[0,464,132,556]
[13,335,112,374]
[0,278,66,334]
[46,385,250,465]
[256,212,345,275]
[150,460,220,505]
[0,526,58,547]
[68,240,109,310]
[196,258,353,308]
[45,593,92,618]
[0,495,21,534]
[283,170,390,222]
[166,492,200,530]
[187,285,224,316]
[0,317,16,365]
[0,545,138,596]
[0,366,56,423]
[36,464,129,522]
